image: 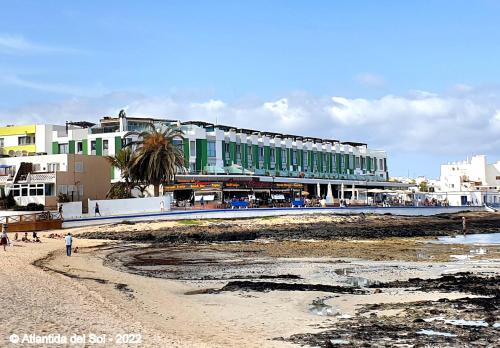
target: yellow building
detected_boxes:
[0,123,62,156]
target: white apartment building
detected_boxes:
[435,155,500,206]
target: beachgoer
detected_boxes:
[200,196,205,208]
[14,232,18,241]
[32,231,37,240]
[58,204,63,219]
[462,216,467,235]
[94,202,101,216]
[65,233,73,256]
[22,232,30,242]
[160,200,165,212]
[1,224,9,251]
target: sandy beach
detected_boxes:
[1,213,499,347]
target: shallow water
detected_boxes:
[435,232,500,245]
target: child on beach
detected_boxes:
[1,224,10,251]
[65,233,73,256]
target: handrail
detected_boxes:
[0,211,62,225]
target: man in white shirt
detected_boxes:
[65,233,73,256]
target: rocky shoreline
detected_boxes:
[75,211,500,243]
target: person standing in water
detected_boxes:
[462,216,467,235]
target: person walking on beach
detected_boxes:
[58,204,63,219]
[1,224,9,251]
[65,232,73,256]
[94,202,101,216]
[160,199,164,212]
[462,216,467,235]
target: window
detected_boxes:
[247,145,253,161]
[208,141,216,157]
[224,143,230,160]
[292,150,297,165]
[47,163,60,172]
[259,146,264,160]
[303,151,308,171]
[91,141,96,155]
[45,184,54,196]
[0,138,4,148]
[379,159,384,171]
[33,164,41,172]
[103,140,109,155]
[236,144,241,161]
[189,141,196,156]
[77,142,83,153]
[18,136,35,145]
[355,156,360,168]
[58,143,69,154]
[75,162,84,173]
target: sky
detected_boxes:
[1,0,500,178]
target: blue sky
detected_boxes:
[1,0,500,178]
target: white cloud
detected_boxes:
[2,87,500,162]
[355,73,386,88]
[0,34,81,55]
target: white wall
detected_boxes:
[88,196,171,216]
[58,201,82,219]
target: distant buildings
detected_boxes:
[433,155,500,206]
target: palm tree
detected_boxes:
[105,148,134,198]
[124,124,185,196]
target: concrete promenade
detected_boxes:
[61,205,486,228]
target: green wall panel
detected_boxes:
[95,138,103,156]
[51,141,59,155]
[68,140,75,154]
[196,139,208,172]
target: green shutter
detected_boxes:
[242,144,248,168]
[276,147,281,171]
[336,154,341,173]
[264,146,270,170]
[114,136,122,154]
[367,156,372,171]
[51,142,59,154]
[229,142,236,165]
[344,154,349,174]
[252,145,259,169]
[82,139,88,155]
[183,139,190,168]
[68,140,75,154]
[95,138,103,156]
[196,139,208,172]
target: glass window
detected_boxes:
[207,141,216,157]
[0,138,4,148]
[77,142,83,153]
[58,143,69,154]
[18,136,35,145]
[247,145,253,161]
[190,141,196,155]
[236,144,241,160]
[103,140,109,150]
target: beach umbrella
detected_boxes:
[326,182,334,204]
[341,182,345,200]
[352,184,356,200]
[316,183,321,197]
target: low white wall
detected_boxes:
[58,202,82,219]
[62,205,486,228]
[87,196,171,217]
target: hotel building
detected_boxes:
[1,114,405,208]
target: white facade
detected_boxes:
[435,155,500,206]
